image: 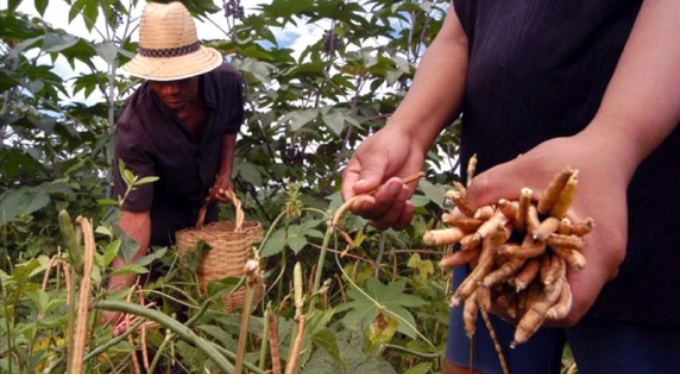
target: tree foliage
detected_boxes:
[0,0,465,373]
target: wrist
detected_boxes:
[385,119,435,156]
[575,122,641,184]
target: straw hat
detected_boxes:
[122,2,223,81]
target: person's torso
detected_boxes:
[454,0,680,325]
[117,63,243,245]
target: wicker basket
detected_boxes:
[175,192,263,311]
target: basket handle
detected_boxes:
[195,190,245,232]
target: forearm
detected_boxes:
[218,133,237,180]
[584,0,680,176]
[388,8,468,153]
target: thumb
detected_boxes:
[341,155,388,199]
[466,162,531,209]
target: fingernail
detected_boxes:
[356,179,366,187]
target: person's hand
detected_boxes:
[465,132,634,326]
[341,126,426,230]
[209,174,234,202]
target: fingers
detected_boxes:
[209,187,233,202]
[392,199,415,230]
[341,158,362,201]
[349,177,400,216]
[341,155,388,201]
[371,186,411,230]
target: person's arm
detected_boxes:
[387,6,469,153]
[341,7,469,230]
[583,0,680,177]
[465,0,680,326]
[210,133,238,201]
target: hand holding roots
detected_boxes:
[426,166,594,348]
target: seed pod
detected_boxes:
[59,209,83,273]
[293,262,303,317]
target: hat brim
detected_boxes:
[122,46,223,81]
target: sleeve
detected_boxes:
[224,72,245,135]
[452,0,473,40]
[113,114,157,212]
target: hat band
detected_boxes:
[137,41,201,58]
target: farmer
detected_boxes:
[107,2,244,304]
[341,0,680,372]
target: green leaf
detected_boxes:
[34,0,48,16]
[110,264,148,276]
[97,198,119,206]
[206,275,243,298]
[133,247,167,267]
[260,228,286,257]
[302,328,396,374]
[118,158,127,180]
[102,239,121,267]
[337,277,426,339]
[28,290,49,314]
[113,222,140,261]
[95,41,119,64]
[418,179,446,208]
[0,186,51,225]
[288,235,307,254]
[135,176,159,186]
[95,224,114,239]
[9,35,44,56]
[237,162,263,187]
[404,362,432,374]
[82,0,99,31]
[8,0,23,11]
[392,56,410,73]
[69,0,86,22]
[123,169,135,186]
[43,33,79,53]
[311,329,344,365]
[288,109,318,132]
[322,111,345,136]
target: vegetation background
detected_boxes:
[0,0,576,373]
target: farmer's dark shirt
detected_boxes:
[453,0,680,326]
[114,63,244,247]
